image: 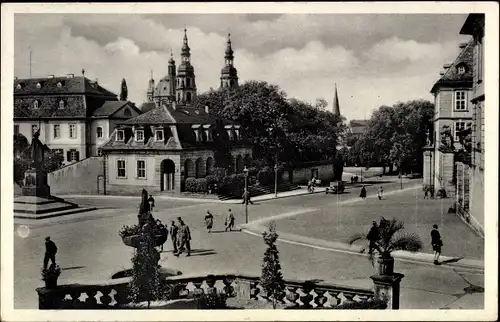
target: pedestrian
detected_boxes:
[430,187,435,199]
[169,220,178,254]
[377,187,384,200]
[241,188,254,205]
[204,211,214,233]
[360,185,367,199]
[424,187,429,199]
[155,219,167,252]
[148,194,156,212]
[43,236,58,270]
[225,209,235,232]
[366,221,379,255]
[431,224,443,265]
[175,217,191,257]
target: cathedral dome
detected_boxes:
[155,76,175,97]
[221,65,238,76]
[177,63,195,75]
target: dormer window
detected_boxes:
[225,125,234,140]
[203,124,212,142]
[234,125,241,140]
[155,129,164,141]
[135,129,144,142]
[57,82,62,88]
[124,108,131,117]
[457,65,466,74]
[192,124,202,142]
[36,83,41,89]
[59,100,65,109]
[16,84,22,89]
[116,129,125,142]
[33,100,39,109]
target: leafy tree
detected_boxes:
[260,221,285,309]
[120,78,128,101]
[128,224,164,308]
[315,98,328,110]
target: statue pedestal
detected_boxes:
[22,168,51,197]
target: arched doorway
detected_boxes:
[195,157,205,178]
[236,155,244,173]
[206,157,214,175]
[161,159,175,191]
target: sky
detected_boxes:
[14,13,471,120]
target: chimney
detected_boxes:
[439,71,445,76]
[205,105,209,114]
[48,74,54,79]
[443,64,452,69]
[459,43,468,49]
[66,73,74,78]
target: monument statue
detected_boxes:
[31,129,45,170]
[425,129,431,146]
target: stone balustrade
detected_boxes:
[37,273,389,310]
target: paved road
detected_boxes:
[13,183,484,309]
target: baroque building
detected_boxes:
[13,73,141,164]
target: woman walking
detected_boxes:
[204,211,214,233]
[360,185,367,199]
[225,209,235,232]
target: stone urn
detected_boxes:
[376,255,394,275]
[121,233,168,248]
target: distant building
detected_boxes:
[348,119,370,141]
[13,74,141,164]
[424,40,474,194]
[458,13,485,235]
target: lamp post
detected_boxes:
[274,163,278,198]
[243,166,249,224]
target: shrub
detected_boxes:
[212,167,227,181]
[257,166,274,186]
[185,178,197,192]
[194,293,228,309]
[195,178,208,193]
[260,221,285,309]
[205,175,218,186]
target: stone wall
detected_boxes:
[469,165,484,234]
[422,149,435,188]
[48,156,103,195]
[434,150,455,197]
[286,163,335,185]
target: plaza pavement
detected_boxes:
[13,177,484,309]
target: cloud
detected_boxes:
[13,14,471,121]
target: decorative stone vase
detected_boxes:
[122,233,168,248]
[44,278,58,289]
[377,255,394,275]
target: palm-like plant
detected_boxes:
[349,217,423,262]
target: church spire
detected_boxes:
[332,83,340,116]
[220,32,238,88]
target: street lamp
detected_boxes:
[274,163,278,198]
[243,166,249,224]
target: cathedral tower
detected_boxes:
[147,70,155,102]
[220,33,239,88]
[176,29,197,104]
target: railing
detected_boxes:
[37,273,377,309]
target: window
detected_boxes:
[53,149,63,156]
[53,125,61,138]
[457,65,465,74]
[194,130,201,142]
[69,124,77,138]
[32,125,38,134]
[116,130,125,141]
[33,100,39,109]
[36,83,41,89]
[96,127,103,139]
[137,160,146,179]
[155,129,164,141]
[135,130,144,142]
[117,160,126,178]
[59,100,65,109]
[57,82,62,88]
[205,129,212,141]
[16,84,22,89]
[186,92,192,102]
[454,91,467,110]
[186,78,191,87]
[69,150,78,162]
[14,125,19,134]
[124,108,131,117]
[455,121,466,140]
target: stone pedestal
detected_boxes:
[370,273,404,310]
[22,168,50,197]
[422,146,434,189]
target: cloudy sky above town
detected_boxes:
[14,13,471,120]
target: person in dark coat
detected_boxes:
[360,185,367,199]
[148,195,156,212]
[241,188,254,205]
[155,219,167,252]
[431,224,443,264]
[204,211,214,233]
[366,221,379,255]
[43,236,58,270]
[175,217,191,257]
[424,187,429,199]
[430,187,435,199]
[169,220,178,254]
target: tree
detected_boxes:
[128,224,164,308]
[260,221,285,309]
[315,98,328,110]
[120,78,128,101]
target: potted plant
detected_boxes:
[41,264,61,289]
[348,218,423,275]
[119,224,168,248]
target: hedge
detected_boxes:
[185,178,197,192]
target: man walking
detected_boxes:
[148,194,156,212]
[424,187,429,199]
[360,185,367,199]
[155,219,167,252]
[366,221,379,255]
[241,188,254,205]
[225,209,235,232]
[431,224,443,265]
[204,211,214,233]
[377,187,384,200]
[43,236,58,270]
[175,217,191,257]
[169,220,178,254]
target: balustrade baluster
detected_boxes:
[192,281,204,296]
[249,281,260,300]
[222,278,235,297]
[285,286,299,307]
[99,288,112,307]
[299,288,314,308]
[205,277,217,295]
[342,292,356,303]
[86,290,99,307]
[327,291,340,306]
[314,289,328,308]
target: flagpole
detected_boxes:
[29,47,32,78]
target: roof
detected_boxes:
[14,96,86,118]
[430,40,474,93]
[349,119,369,127]
[460,14,485,35]
[122,103,236,126]
[140,102,156,113]
[14,76,117,97]
[92,101,140,117]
